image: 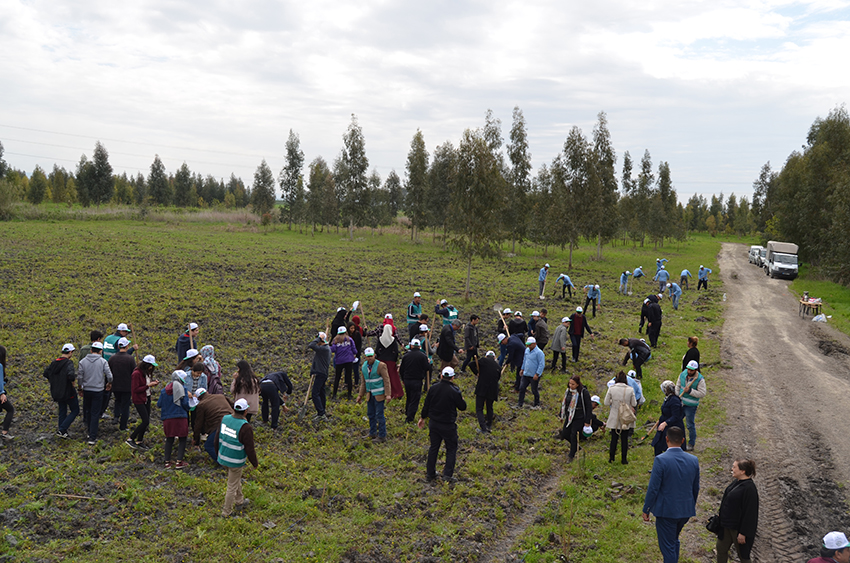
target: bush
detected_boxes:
[0,179,16,220]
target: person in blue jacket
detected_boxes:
[679,269,692,290]
[656,258,668,272]
[698,265,712,290]
[642,425,700,563]
[667,282,683,310]
[517,337,546,409]
[633,266,644,279]
[504,333,526,392]
[583,285,601,317]
[619,271,631,295]
[538,264,549,296]
[654,266,671,293]
[555,273,575,299]
[158,371,190,469]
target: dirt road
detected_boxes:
[718,242,850,561]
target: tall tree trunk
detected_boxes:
[411,224,415,241]
[443,225,447,251]
[597,234,602,260]
[569,242,574,269]
[465,256,472,299]
[512,238,516,253]
[349,217,354,241]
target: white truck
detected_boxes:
[764,241,799,279]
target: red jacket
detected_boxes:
[131,367,149,405]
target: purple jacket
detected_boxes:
[330,336,358,365]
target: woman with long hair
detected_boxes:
[231,360,260,421]
[127,355,160,450]
[330,326,357,399]
[558,374,592,463]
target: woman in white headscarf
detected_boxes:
[200,345,223,395]
[369,314,404,400]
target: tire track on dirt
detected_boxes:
[479,468,564,562]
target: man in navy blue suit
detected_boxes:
[642,426,700,562]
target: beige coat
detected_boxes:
[604,382,637,430]
[357,360,392,402]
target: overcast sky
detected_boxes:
[2,0,848,203]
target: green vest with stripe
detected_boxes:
[442,306,458,326]
[678,371,704,407]
[362,361,384,396]
[103,334,120,361]
[217,414,249,468]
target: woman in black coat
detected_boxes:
[652,380,685,455]
[558,375,593,463]
[682,336,700,372]
[716,459,759,563]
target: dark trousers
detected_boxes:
[82,390,104,440]
[512,365,522,390]
[332,363,354,398]
[0,399,13,432]
[129,399,151,442]
[311,373,327,416]
[562,418,584,458]
[427,421,459,478]
[403,379,423,423]
[632,353,649,379]
[518,376,539,407]
[698,278,708,290]
[164,437,187,462]
[680,276,689,290]
[648,323,662,347]
[609,428,631,463]
[204,430,219,463]
[716,526,753,563]
[562,284,572,298]
[583,297,597,317]
[498,343,508,366]
[260,382,282,428]
[460,348,477,372]
[99,389,112,418]
[408,323,419,341]
[57,395,79,433]
[570,334,583,361]
[551,350,566,371]
[475,395,494,431]
[655,516,689,563]
[113,391,132,430]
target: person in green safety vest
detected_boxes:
[356,347,392,443]
[217,398,259,517]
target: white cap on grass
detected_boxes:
[419,324,429,332]
[561,317,569,323]
[485,350,495,358]
[384,313,393,320]
[526,337,536,345]
[824,532,850,550]
[576,307,583,313]
[410,339,421,347]
[503,308,512,314]
[531,310,540,317]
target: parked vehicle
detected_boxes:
[764,241,799,279]
[749,245,765,264]
[757,247,767,267]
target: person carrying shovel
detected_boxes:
[538,263,550,298]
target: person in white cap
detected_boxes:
[107,336,137,430]
[698,265,712,290]
[655,257,668,272]
[434,299,459,327]
[716,458,758,563]
[518,337,546,409]
[582,284,601,318]
[193,383,235,462]
[808,531,850,563]
[531,309,549,352]
[157,371,189,467]
[550,317,570,372]
[356,347,392,442]
[555,273,575,299]
[632,266,645,280]
[407,292,423,340]
[567,307,594,362]
[77,340,113,445]
[496,332,508,367]
[418,366,467,483]
[508,311,528,340]
[676,360,706,451]
[217,398,259,517]
[497,308,512,338]
[667,282,682,310]
[104,323,136,361]
[538,264,550,296]
[472,350,500,433]
[43,343,79,438]
[619,271,632,295]
[307,331,331,420]
[399,338,431,423]
[129,355,160,450]
[654,265,671,294]
[330,325,357,400]
[175,322,200,364]
[460,314,480,374]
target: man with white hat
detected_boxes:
[307,331,332,421]
[667,282,682,311]
[460,315,480,374]
[217,398,259,517]
[407,292,423,340]
[77,340,113,445]
[399,339,431,423]
[697,265,712,291]
[434,299,459,327]
[418,366,467,482]
[555,273,575,299]
[567,307,595,362]
[676,360,706,451]
[538,263,550,297]
[176,322,200,364]
[582,284,602,318]
[193,387,235,462]
[357,347,392,442]
[518,337,546,409]
[43,343,79,438]
[619,271,632,295]
[808,532,850,563]
[107,336,137,430]
[619,338,652,380]
[507,311,528,340]
[654,265,671,294]
[104,323,136,361]
[496,332,508,367]
[472,350,500,433]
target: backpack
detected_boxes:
[617,390,636,430]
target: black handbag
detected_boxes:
[706,514,722,535]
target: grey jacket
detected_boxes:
[534,318,549,348]
[77,353,113,392]
[552,324,568,352]
[307,338,331,377]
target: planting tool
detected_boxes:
[351,300,360,314]
[492,304,510,334]
[540,277,547,300]
[188,323,194,351]
[638,421,659,443]
[297,373,317,422]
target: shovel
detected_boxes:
[297,373,317,422]
[492,304,510,334]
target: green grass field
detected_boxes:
[0,219,726,562]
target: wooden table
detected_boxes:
[799,299,822,316]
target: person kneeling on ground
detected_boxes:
[193,387,235,463]
[419,367,467,483]
[218,398,259,517]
